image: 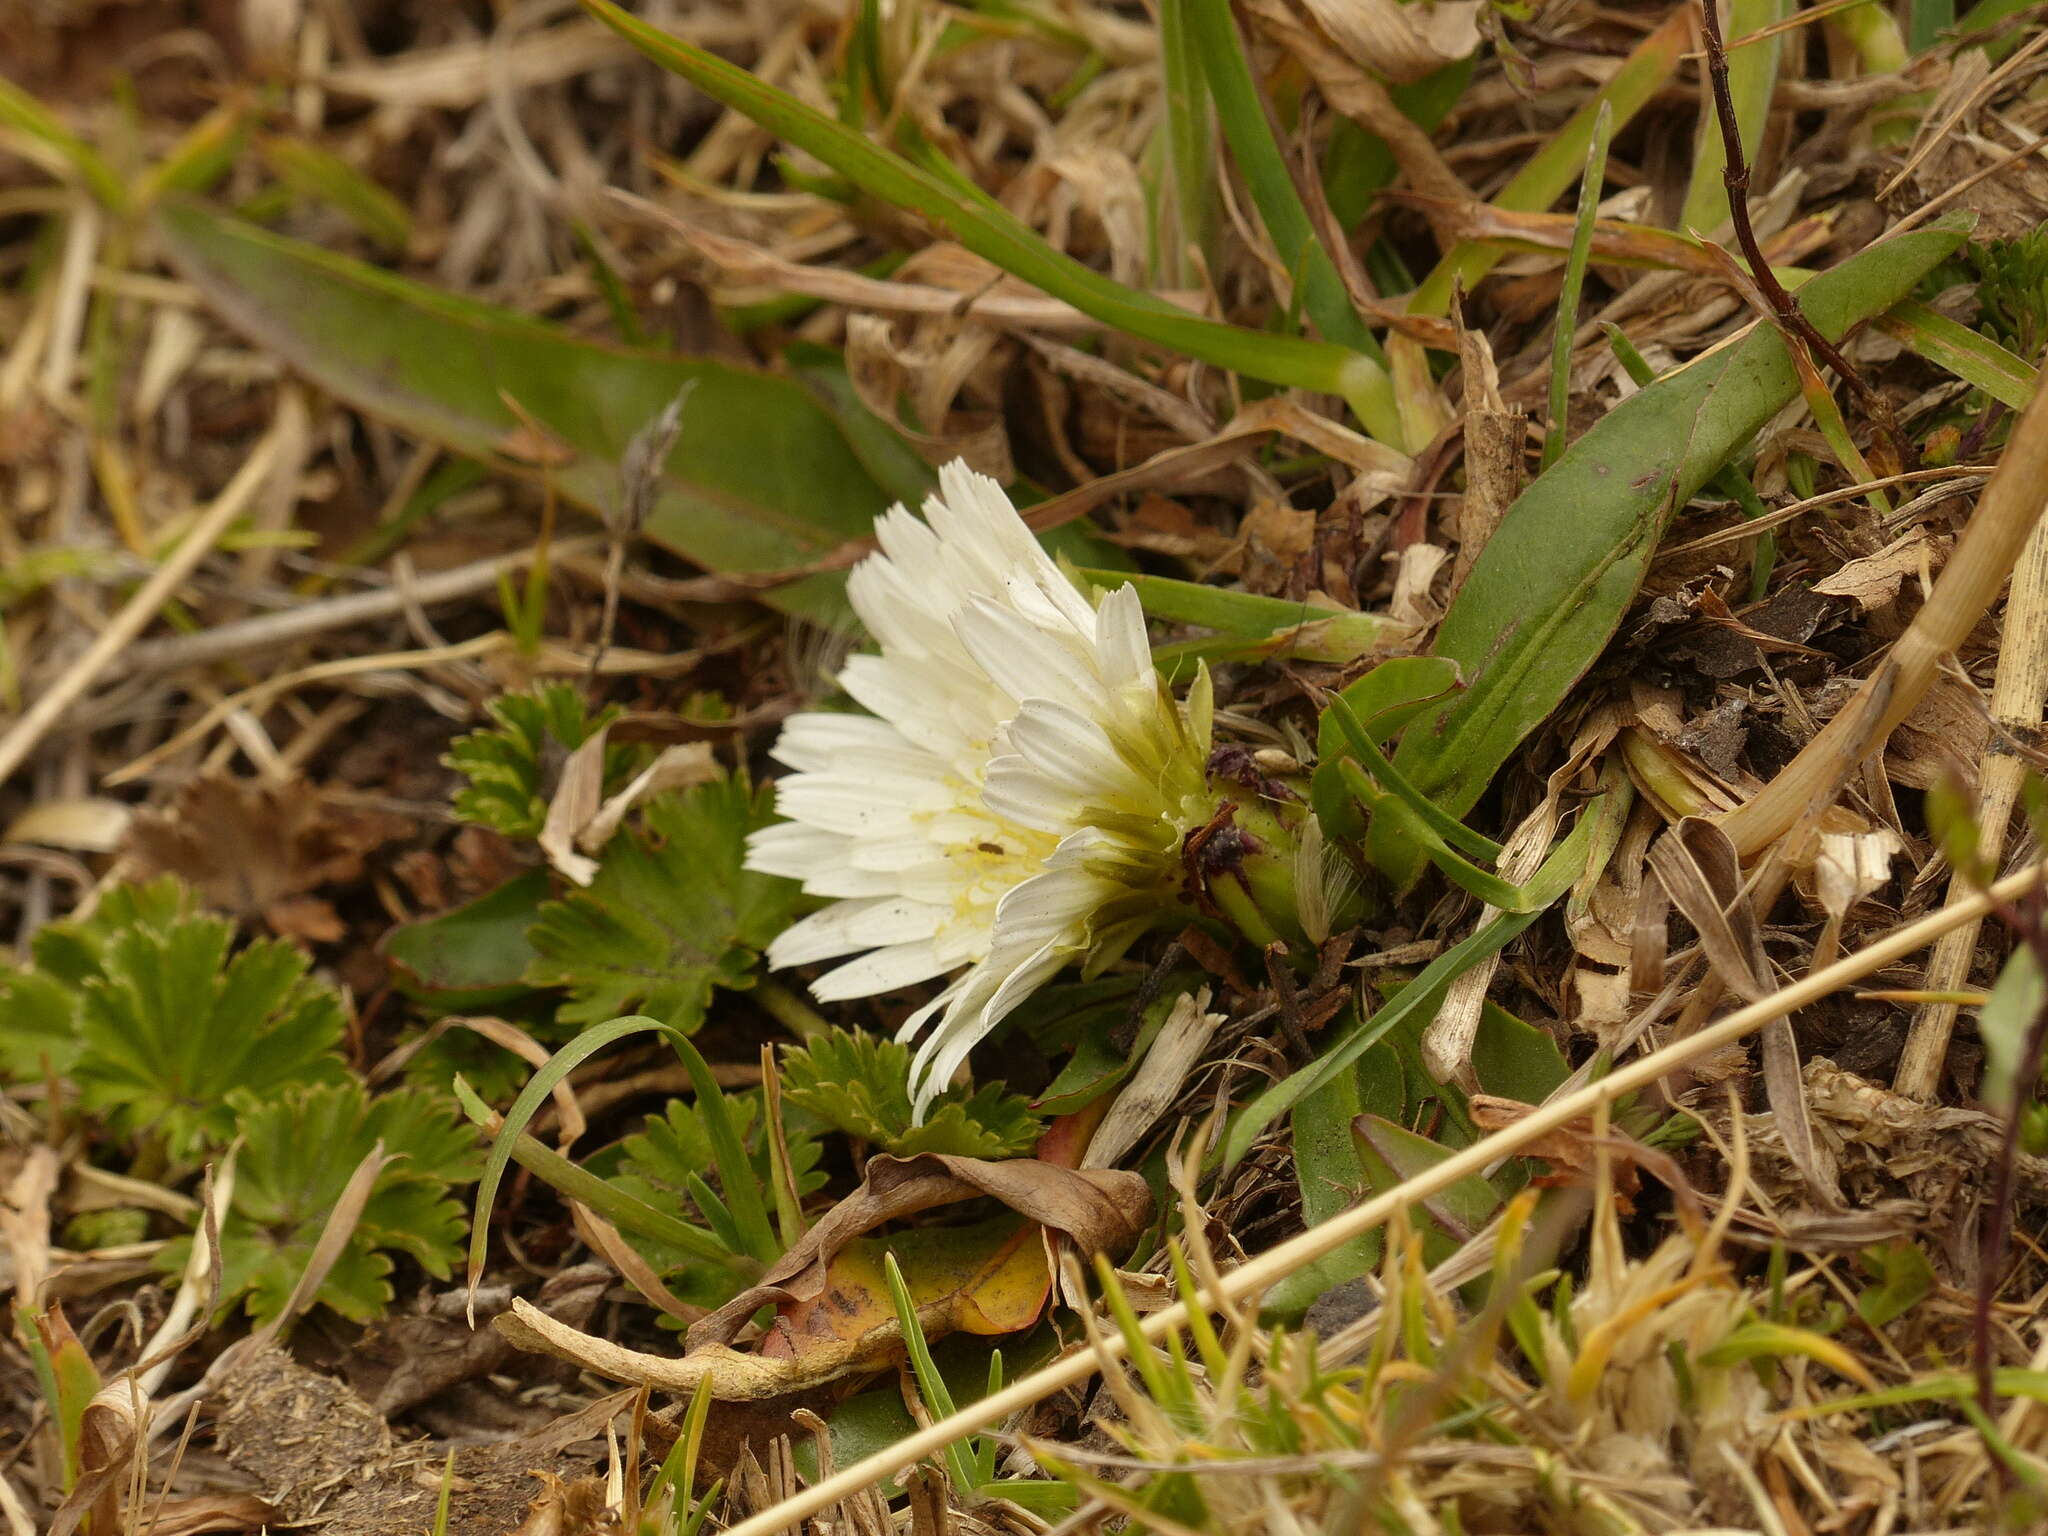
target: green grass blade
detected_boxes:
[453,1068,750,1277]
[1543,103,1612,472]
[1410,11,1688,315]
[1156,0,1216,285]
[579,0,1400,439]
[1182,0,1381,366]
[0,75,126,209]
[1878,299,2039,409]
[667,1032,781,1264]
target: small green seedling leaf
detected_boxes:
[445,684,640,840]
[780,1028,1044,1159]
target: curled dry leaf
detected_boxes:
[1294,0,1482,83]
[1812,528,1951,611]
[497,1153,1149,1401]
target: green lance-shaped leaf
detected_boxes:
[578,0,1401,442]
[151,200,904,621]
[1368,216,1973,884]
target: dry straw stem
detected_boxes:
[718,860,2045,1536]
[1719,367,2048,858]
[1895,508,2048,1096]
[0,421,284,789]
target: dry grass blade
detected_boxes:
[1896,510,2048,1097]
[716,861,2045,1536]
[0,422,283,788]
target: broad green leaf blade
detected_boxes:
[1371,216,1973,884]
[152,200,894,620]
[578,0,1397,437]
[384,869,548,1009]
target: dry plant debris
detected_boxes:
[3,0,2048,1532]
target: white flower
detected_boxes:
[745,462,1211,1112]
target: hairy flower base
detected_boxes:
[745,462,1215,1111]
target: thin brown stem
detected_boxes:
[1697,0,1913,472]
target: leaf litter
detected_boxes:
[3,1,2048,1533]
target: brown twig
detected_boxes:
[1697,0,1913,473]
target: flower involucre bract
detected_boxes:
[745,462,1211,1112]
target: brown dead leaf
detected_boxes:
[1467,1095,1701,1228]
[694,1153,1147,1351]
[1649,819,1839,1206]
[506,1472,613,1536]
[1812,528,1950,611]
[1293,0,1482,82]
[123,775,410,937]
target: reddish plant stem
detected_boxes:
[1697,0,1914,472]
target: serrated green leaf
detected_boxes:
[619,1088,827,1237]
[0,968,78,1081]
[73,916,348,1161]
[526,778,798,1031]
[445,684,642,840]
[160,1080,477,1324]
[780,1028,1044,1158]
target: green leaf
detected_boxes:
[73,915,348,1161]
[1351,1113,1504,1238]
[1372,217,1973,885]
[1075,567,1398,668]
[1410,13,1687,315]
[160,1080,478,1324]
[451,1077,743,1273]
[1221,809,1598,1170]
[1309,655,1462,842]
[1977,946,2044,1113]
[526,777,798,1031]
[385,869,550,1010]
[1469,1002,1570,1103]
[0,75,125,208]
[258,136,413,252]
[779,1028,1045,1158]
[616,1087,825,1260]
[1856,1240,1936,1328]
[577,0,1399,438]
[0,969,79,1082]
[445,684,641,840]
[1878,299,2038,411]
[0,877,206,1081]
[151,199,905,621]
[1264,1019,1405,1318]
[1182,0,1384,368]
